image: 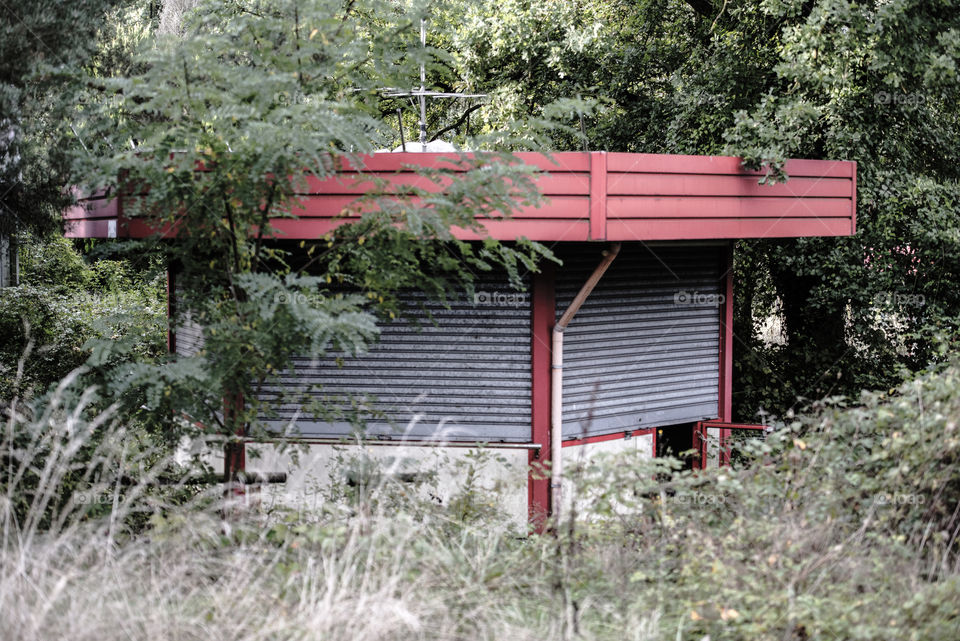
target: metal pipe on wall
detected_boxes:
[550,242,621,517]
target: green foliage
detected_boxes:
[1,235,166,403]
[0,0,139,238]
[0,285,89,400]
[18,236,93,291]
[456,0,960,419]
[72,0,556,444]
[561,355,960,640]
[6,358,960,640]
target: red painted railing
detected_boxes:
[65,152,856,241]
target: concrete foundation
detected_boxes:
[560,433,654,515]
[244,442,530,526]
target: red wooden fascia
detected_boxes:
[589,151,607,241]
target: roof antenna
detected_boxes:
[419,18,427,151]
[379,17,485,151]
[397,108,406,151]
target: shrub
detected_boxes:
[2,358,959,641]
[0,285,89,400]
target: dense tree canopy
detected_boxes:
[6,0,960,429]
[0,0,141,237]
[446,0,960,418]
[71,0,555,453]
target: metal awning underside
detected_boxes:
[64,152,856,241]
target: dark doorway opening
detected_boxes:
[656,423,700,470]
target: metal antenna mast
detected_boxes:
[379,18,485,151]
[419,19,427,151]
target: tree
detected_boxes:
[726,0,960,406]
[0,0,137,240]
[73,0,554,476]
[453,0,960,417]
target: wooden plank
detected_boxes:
[606,153,854,178]
[339,151,592,173]
[607,173,853,198]
[607,196,853,219]
[300,171,590,196]
[590,152,607,240]
[451,220,591,241]
[606,217,852,240]
[264,217,591,241]
[289,195,590,220]
[64,219,111,238]
[63,197,120,220]
[851,161,858,234]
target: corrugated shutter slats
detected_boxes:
[556,245,721,439]
[259,283,532,442]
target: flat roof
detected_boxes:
[64,151,856,241]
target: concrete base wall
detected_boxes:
[243,443,531,526]
[560,433,654,515]
[704,426,721,469]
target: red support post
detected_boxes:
[529,266,555,529]
[717,242,735,464]
[223,394,246,499]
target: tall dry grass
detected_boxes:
[1,371,660,641]
[4,360,960,640]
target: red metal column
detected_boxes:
[589,152,607,241]
[529,266,555,528]
[717,242,735,464]
[721,242,734,421]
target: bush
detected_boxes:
[2,355,960,641]
[0,285,90,400]
[1,235,167,405]
[18,235,93,292]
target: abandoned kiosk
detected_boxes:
[66,151,856,522]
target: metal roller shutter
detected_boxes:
[259,280,532,442]
[556,244,721,439]
[172,283,205,358]
[174,315,204,358]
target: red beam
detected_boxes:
[287,194,590,220]
[64,152,857,242]
[589,152,607,240]
[606,153,854,178]
[719,243,734,423]
[301,171,591,196]
[561,427,656,447]
[607,174,853,198]
[607,196,853,219]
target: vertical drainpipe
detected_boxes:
[551,242,621,518]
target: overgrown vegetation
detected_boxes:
[3,359,959,640]
[3,0,960,638]
[0,237,165,403]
